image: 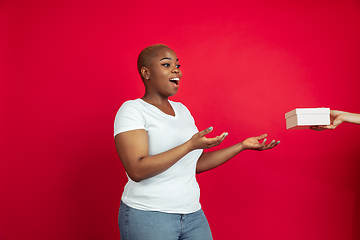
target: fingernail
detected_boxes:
[208,126,213,131]
[272,140,275,143]
[224,132,228,137]
[277,141,280,144]
[264,138,267,143]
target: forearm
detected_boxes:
[116,127,229,182]
[196,143,245,174]
[125,141,193,182]
[342,112,360,125]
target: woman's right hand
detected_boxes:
[188,127,228,151]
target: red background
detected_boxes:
[1,0,360,239]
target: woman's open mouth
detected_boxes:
[169,77,180,86]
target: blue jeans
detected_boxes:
[118,201,213,240]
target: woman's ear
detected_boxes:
[141,66,150,80]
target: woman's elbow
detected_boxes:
[128,175,143,183]
[126,170,147,183]
[120,158,147,182]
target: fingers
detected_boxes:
[253,134,268,148]
[254,138,280,151]
[310,125,336,131]
[332,117,343,127]
[264,139,280,149]
[192,127,228,149]
[310,126,325,131]
[198,126,213,138]
[205,132,228,148]
[310,126,323,131]
[255,133,268,141]
[242,134,280,151]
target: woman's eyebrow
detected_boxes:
[159,57,179,62]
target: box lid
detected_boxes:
[285,108,330,119]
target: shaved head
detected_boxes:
[137,44,170,79]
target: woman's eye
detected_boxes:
[161,63,180,68]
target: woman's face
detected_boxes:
[146,47,182,97]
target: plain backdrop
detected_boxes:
[1,0,360,239]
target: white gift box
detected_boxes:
[285,108,330,129]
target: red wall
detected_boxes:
[1,0,360,239]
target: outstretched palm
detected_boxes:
[242,134,279,151]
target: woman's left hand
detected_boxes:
[241,133,280,151]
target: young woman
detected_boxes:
[114,44,280,240]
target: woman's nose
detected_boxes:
[172,67,180,73]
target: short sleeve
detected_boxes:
[114,101,145,137]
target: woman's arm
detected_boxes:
[345,112,360,124]
[311,110,360,131]
[115,127,227,182]
[196,134,280,174]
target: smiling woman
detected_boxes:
[113,44,280,240]
[140,44,182,107]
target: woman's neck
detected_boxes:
[141,94,175,116]
[141,93,169,106]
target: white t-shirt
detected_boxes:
[114,99,203,214]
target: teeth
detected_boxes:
[170,77,180,81]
